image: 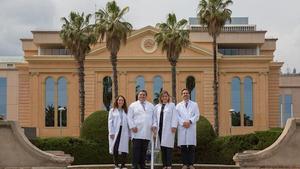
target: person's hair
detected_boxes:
[113,95,128,113]
[181,88,190,94]
[138,89,147,96]
[159,90,170,103]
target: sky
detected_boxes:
[0,0,299,72]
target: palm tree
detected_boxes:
[60,12,97,124]
[198,0,233,135]
[155,13,190,104]
[95,1,132,97]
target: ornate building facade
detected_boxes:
[17,17,282,137]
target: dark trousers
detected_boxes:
[180,145,195,166]
[132,139,149,169]
[161,146,173,167]
[113,126,127,167]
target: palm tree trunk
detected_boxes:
[111,53,118,97]
[171,63,177,104]
[78,59,85,125]
[213,35,219,136]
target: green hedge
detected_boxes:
[208,129,282,164]
[31,137,101,164]
[30,110,283,165]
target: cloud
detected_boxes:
[275,23,300,72]
[0,0,56,55]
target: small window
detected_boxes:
[186,76,196,101]
[103,76,112,111]
[153,76,163,105]
[0,77,7,119]
[135,76,145,100]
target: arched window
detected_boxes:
[231,77,241,126]
[186,76,196,101]
[45,77,55,127]
[0,77,7,119]
[57,77,67,127]
[135,76,145,100]
[153,76,163,105]
[103,76,112,111]
[244,77,253,126]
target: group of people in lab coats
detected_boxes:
[108,89,200,169]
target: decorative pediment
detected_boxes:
[87,26,213,60]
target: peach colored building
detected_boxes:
[17,17,282,137]
[279,73,300,127]
[0,56,23,121]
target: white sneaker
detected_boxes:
[114,166,120,169]
[189,165,195,169]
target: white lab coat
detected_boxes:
[154,102,178,148]
[127,100,156,140]
[108,108,130,154]
[176,100,200,146]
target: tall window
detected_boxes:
[135,76,145,100]
[186,76,196,101]
[153,76,163,105]
[231,76,254,127]
[283,95,292,125]
[0,77,7,119]
[231,77,241,126]
[103,76,112,111]
[57,77,67,127]
[244,77,253,126]
[45,77,68,127]
[45,77,55,127]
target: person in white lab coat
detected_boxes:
[127,90,157,169]
[176,89,200,169]
[154,90,178,169]
[108,95,130,169]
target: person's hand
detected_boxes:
[183,121,190,128]
[171,127,177,133]
[131,127,138,133]
[110,134,115,139]
[152,127,157,133]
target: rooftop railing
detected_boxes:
[190,24,257,32]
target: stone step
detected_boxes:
[68,164,239,169]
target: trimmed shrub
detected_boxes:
[31,137,101,165]
[80,110,109,143]
[195,116,216,164]
[80,110,112,163]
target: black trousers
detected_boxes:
[113,126,127,167]
[180,145,195,166]
[132,139,149,169]
[161,146,173,167]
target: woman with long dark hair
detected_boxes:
[108,95,130,169]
